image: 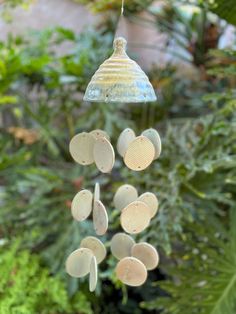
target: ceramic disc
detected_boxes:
[117,128,136,157]
[138,192,159,219]
[120,201,150,234]
[142,128,162,160]
[71,190,93,221]
[94,182,100,205]
[93,137,115,173]
[113,184,138,211]
[69,132,95,165]
[131,242,159,270]
[80,236,106,264]
[111,233,135,260]
[89,256,98,292]
[65,248,93,278]
[115,257,147,287]
[90,129,110,141]
[93,200,108,236]
[124,136,155,171]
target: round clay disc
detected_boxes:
[117,128,136,157]
[65,248,93,278]
[94,182,100,205]
[115,257,147,287]
[113,184,138,211]
[69,132,95,165]
[71,190,93,221]
[142,128,162,160]
[93,200,108,236]
[89,256,98,292]
[131,242,159,270]
[80,236,106,264]
[111,233,135,260]
[124,136,155,171]
[93,137,115,173]
[90,129,110,141]
[138,192,159,219]
[120,201,150,234]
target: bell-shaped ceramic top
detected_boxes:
[83,37,157,103]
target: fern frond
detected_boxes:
[142,209,236,314]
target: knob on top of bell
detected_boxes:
[83,37,157,103]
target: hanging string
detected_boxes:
[115,0,126,38]
[121,0,124,16]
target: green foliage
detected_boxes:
[0,0,34,22]
[209,0,236,25]
[142,209,236,314]
[74,0,154,14]
[140,47,236,313]
[0,240,92,314]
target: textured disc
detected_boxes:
[93,200,108,236]
[80,236,106,264]
[90,129,110,141]
[115,257,147,287]
[111,233,135,260]
[89,256,98,292]
[131,242,159,270]
[93,137,115,173]
[124,136,155,171]
[117,128,136,157]
[142,128,162,159]
[65,248,93,278]
[94,182,100,205]
[69,132,95,165]
[71,190,93,221]
[113,184,138,211]
[138,192,159,219]
[120,201,150,234]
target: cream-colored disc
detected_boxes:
[117,128,136,157]
[65,248,93,278]
[94,182,100,205]
[71,190,93,221]
[131,242,159,270]
[69,132,95,165]
[93,200,108,236]
[93,137,115,173]
[124,136,155,171]
[113,184,138,211]
[80,236,106,264]
[120,201,150,234]
[142,128,162,159]
[90,129,110,141]
[115,257,147,287]
[138,192,159,219]
[111,233,135,260]
[89,256,98,292]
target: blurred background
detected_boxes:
[0,0,236,313]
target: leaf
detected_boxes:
[209,0,236,25]
[0,95,18,105]
[142,210,236,314]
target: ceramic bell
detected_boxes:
[84,37,157,103]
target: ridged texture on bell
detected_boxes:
[84,37,157,103]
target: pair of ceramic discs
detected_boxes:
[111,233,159,286]
[117,128,162,171]
[113,184,159,234]
[66,236,106,291]
[69,130,114,173]
[71,183,108,236]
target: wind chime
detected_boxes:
[66,0,161,292]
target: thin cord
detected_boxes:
[121,0,124,15]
